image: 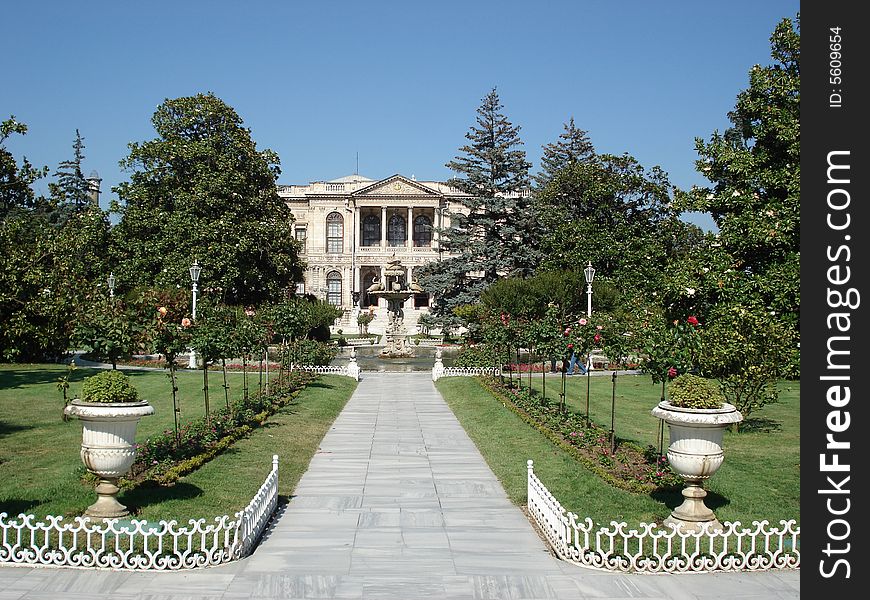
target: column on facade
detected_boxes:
[434,208,441,250]
[405,265,414,311]
[381,206,387,249]
[407,206,413,247]
[353,265,360,298]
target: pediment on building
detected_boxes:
[352,174,441,198]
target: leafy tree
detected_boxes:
[534,153,689,303]
[1,116,48,217]
[674,15,800,349]
[73,291,152,369]
[698,304,794,428]
[112,93,304,306]
[533,117,595,189]
[417,88,533,328]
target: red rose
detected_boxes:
[567,343,574,349]
[667,367,678,378]
[687,316,699,326]
[593,333,601,342]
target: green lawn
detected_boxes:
[436,374,800,527]
[0,365,356,522]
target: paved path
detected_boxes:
[0,372,799,599]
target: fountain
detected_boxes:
[367,258,418,358]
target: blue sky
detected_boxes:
[2,1,798,231]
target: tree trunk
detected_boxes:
[202,362,211,426]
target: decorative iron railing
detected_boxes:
[526,460,799,573]
[0,455,280,570]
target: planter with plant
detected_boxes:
[651,373,742,532]
[64,370,154,519]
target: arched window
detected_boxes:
[387,214,406,247]
[413,214,432,247]
[326,212,343,253]
[362,214,380,246]
[326,271,342,306]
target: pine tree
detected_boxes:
[417,88,533,329]
[533,117,595,188]
[51,130,91,210]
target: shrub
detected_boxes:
[453,343,499,368]
[80,370,141,403]
[667,374,725,409]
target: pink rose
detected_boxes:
[578,318,588,326]
[245,309,255,317]
[567,343,574,350]
[667,367,678,378]
[563,327,571,336]
[181,318,192,328]
[596,325,603,330]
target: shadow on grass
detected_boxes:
[738,417,782,433]
[303,381,338,390]
[650,487,731,512]
[123,482,204,514]
[0,366,97,390]
[0,419,33,438]
[0,498,44,516]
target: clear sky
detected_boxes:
[2,1,799,232]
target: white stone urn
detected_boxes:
[651,400,742,532]
[65,399,154,519]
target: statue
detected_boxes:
[409,279,423,293]
[367,276,384,292]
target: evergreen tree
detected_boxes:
[417,88,533,328]
[112,93,304,306]
[51,129,92,210]
[533,117,595,188]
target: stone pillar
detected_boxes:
[407,207,413,247]
[434,208,441,250]
[381,206,387,249]
[353,265,360,296]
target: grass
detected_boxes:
[0,364,356,523]
[436,374,800,527]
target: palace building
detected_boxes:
[278,173,471,331]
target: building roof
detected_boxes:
[327,174,374,184]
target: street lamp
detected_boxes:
[188,259,202,369]
[584,261,595,317]
[107,272,116,298]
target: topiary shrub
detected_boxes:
[80,370,141,403]
[667,374,725,410]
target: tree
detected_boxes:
[533,152,687,302]
[50,129,92,213]
[112,93,304,306]
[533,117,595,189]
[417,88,533,327]
[674,15,800,346]
[1,116,48,217]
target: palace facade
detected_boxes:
[278,174,470,327]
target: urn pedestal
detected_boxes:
[64,400,155,519]
[651,401,743,533]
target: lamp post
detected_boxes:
[187,259,202,369]
[584,261,595,317]
[107,272,115,299]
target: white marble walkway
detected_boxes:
[0,372,799,599]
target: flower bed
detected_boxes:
[126,371,315,486]
[479,377,681,493]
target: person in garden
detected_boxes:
[566,351,587,375]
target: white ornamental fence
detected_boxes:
[432,366,503,381]
[412,338,444,347]
[0,455,280,571]
[292,364,360,380]
[526,460,800,574]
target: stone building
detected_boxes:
[278,174,471,332]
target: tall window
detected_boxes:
[295,227,307,253]
[326,212,343,253]
[413,214,432,247]
[362,214,380,246]
[387,214,406,247]
[326,271,342,306]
